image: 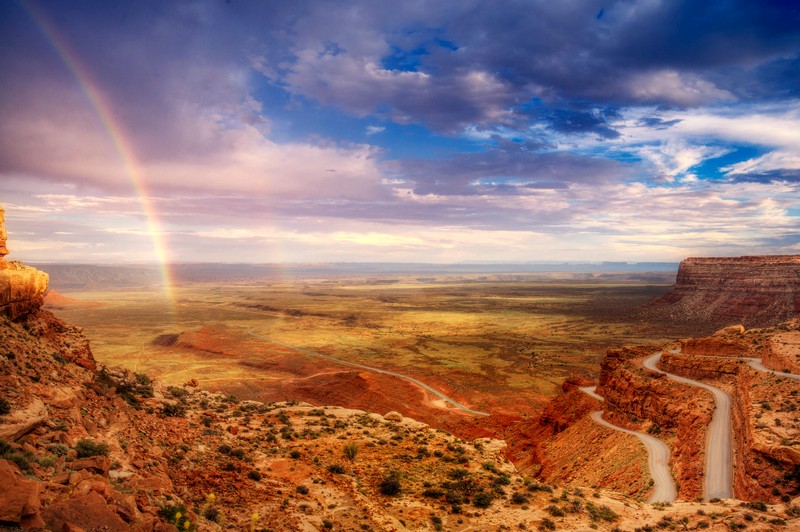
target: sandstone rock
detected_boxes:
[0,459,41,524]
[384,411,403,421]
[0,396,48,441]
[680,336,750,358]
[0,262,49,319]
[0,205,9,259]
[68,456,111,474]
[41,491,128,531]
[714,324,746,336]
[650,255,800,328]
[561,376,593,392]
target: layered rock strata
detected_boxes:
[650,255,800,328]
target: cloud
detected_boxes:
[365,125,385,135]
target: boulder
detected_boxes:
[0,459,41,524]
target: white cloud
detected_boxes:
[626,70,735,106]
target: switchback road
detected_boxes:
[579,386,677,504]
[643,353,732,500]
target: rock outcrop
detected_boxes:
[0,207,49,319]
[649,255,800,329]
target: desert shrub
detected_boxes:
[528,482,554,493]
[230,448,246,459]
[0,397,11,415]
[0,439,34,471]
[296,485,309,495]
[321,519,334,529]
[343,443,359,461]
[492,473,511,486]
[445,490,463,505]
[539,518,556,531]
[422,488,445,499]
[379,471,402,496]
[158,503,194,530]
[218,444,232,455]
[47,443,69,456]
[586,502,618,522]
[546,505,565,517]
[327,463,345,474]
[431,515,443,531]
[162,403,186,417]
[746,501,767,512]
[473,491,494,508]
[289,450,301,459]
[512,492,530,505]
[167,386,188,398]
[203,506,220,523]
[75,438,109,458]
[134,373,154,397]
[247,470,262,481]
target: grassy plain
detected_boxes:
[49,274,687,424]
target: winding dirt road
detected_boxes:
[579,386,677,504]
[246,327,490,416]
[643,352,733,500]
[744,358,800,380]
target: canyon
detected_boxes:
[1,207,799,530]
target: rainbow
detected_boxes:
[22,2,176,309]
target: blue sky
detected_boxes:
[0,0,799,263]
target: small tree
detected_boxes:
[343,443,359,461]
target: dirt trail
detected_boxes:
[247,327,490,416]
[579,386,676,504]
[643,352,732,500]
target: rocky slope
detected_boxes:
[527,321,800,513]
[648,255,800,329]
[2,206,799,530]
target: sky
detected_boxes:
[0,0,799,264]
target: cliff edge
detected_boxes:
[649,255,800,329]
[0,206,49,319]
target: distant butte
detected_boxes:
[649,255,800,328]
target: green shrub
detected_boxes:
[327,463,345,474]
[379,471,402,496]
[545,504,565,517]
[746,501,768,512]
[158,503,194,530]
[247,470,262,481]
[47,443,69,456]
[0,397,11,415]
[473,491,494,508]
[162,403,186,417]
[343,443,359,461]
[511,492,529,504]
[586,502,618,522]
[75,438,109,458]
[422,488,445,499]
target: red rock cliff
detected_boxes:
[650,255,800,328]
[0,206,49,319]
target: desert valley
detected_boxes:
[2,207,800,531]
[2,2,800,530]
